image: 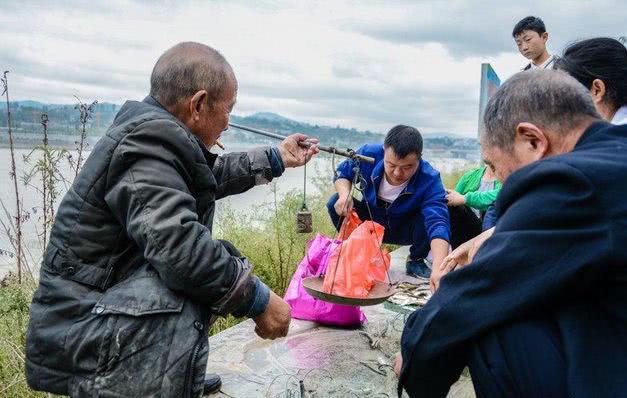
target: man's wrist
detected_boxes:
[269,147,285,177]
[339,191,351,200]
[234,277,270,319]
[336,181,353,199]
[430,238,450,264]
[431,255,444,269]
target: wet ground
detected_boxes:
[205,246,475,397]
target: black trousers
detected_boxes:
[448,205,483,249]
[469,318,568,398]
[401,318,568,398]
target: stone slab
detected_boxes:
[205,246,474,397]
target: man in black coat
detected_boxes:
[396,70,627,397]
[25,42,319,397]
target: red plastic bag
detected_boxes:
[322,220,390,298]
[337,210,362,240]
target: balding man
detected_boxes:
[25,42,318,397]
[396,70,627,397]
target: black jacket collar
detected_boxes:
[142,95,218,167]
[575,120,612,149]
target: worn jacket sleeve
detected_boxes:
[213,146,284,199]
[399,160,608,397]
[104,119,262,316]
[421,176,451,242]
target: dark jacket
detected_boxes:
[335,144,450,242]
[26,96,282,397]
[399,121,627,397]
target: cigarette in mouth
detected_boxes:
[215,140,225,150]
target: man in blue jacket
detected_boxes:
[327,125,450,280]
[397,70,627,397]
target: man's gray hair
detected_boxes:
[482,70,599,150]
[149,42,235,108]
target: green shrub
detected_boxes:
[0,276,52,397]
[441,167,469,190]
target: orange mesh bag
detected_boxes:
[323,220,391,298]
[337,210,362,240]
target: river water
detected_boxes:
[0,145,474,279]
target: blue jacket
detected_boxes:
[335,144,450,242]
[399,121,627,397]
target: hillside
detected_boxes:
[0,101,478,152]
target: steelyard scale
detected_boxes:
[228,123,397,306]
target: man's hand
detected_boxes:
[434,227,496,290]
[394,352,403,377]
[278,133,320,168]
[466,227,494,262]
[428,238,450,292]
[430,262,447,293]
[446,189,466,207]
[334,193,354,216]
[253,290,291,340]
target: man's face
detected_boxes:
[194,80,237,147]
[481,123,550,182]
[514,30,548,61]
[482,145,525,183]
[383,147,419,185]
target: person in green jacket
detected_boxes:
[446,165,501,248]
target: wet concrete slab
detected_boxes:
[205,246,475,397]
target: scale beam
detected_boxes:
[228,122,375,164]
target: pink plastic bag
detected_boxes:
[284,234,366,326]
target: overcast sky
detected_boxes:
[1,0,625,136]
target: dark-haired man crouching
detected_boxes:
[326,125,450,284]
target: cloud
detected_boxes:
[0,0,624,137]
[344,0,626,59]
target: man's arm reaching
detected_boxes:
[214,134,319,199]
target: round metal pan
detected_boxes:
[302,276,397,306]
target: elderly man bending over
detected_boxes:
[25,42,318,397]
[396,70,627,397]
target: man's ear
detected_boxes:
[541,32,549,43]
[515,122,549,160]
[590,79,606,104]
[189,90,208,122]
